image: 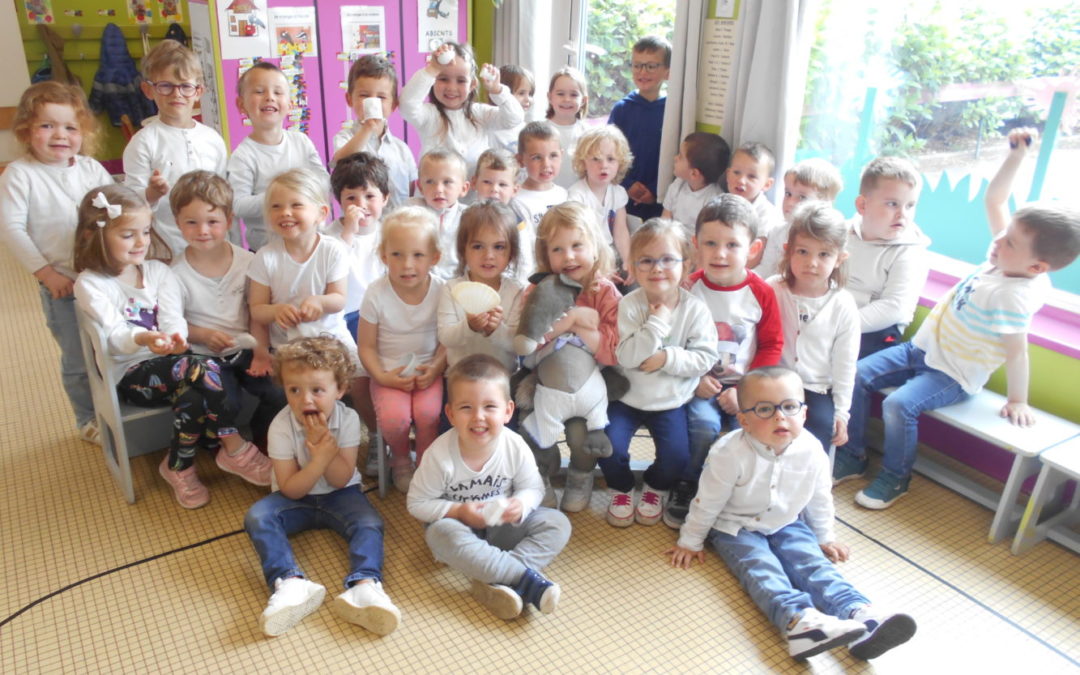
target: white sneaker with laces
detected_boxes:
[848,605,917,659]
[635,485,668,525]
[787,607,867,660]
[260,577,326,637]
[606,489,634,528]
[331,580,401,635]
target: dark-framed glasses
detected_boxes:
[739,399,806,419]
[146,80,200,97]
[631,62,663,72]
[634,255,684,271]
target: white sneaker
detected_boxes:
[331,580,401,636]
[259,577,326,637]
[79,420,102,446]
[392,464,414,494]
[635,485,668,526]
[606,489,634,527]
[848,605,917,660]
[787,607,867,660]
[469,580,523,620]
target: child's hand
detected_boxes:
[479,63,501,93]
[454,501,488,529]
[483,306,504,334]
[427,43,456,73]
[247,349,273,377]
[140,330,172,355]
[831,418,849,447]
[820,541,850,563]
[1007,127,1037,154]
[648,301,672,323]
[639,350,667,373]
[466,311,490,335]
[413,363,441,390]
[695,374,722,399]
[273,304,302,329]
[167,332,189,355]
[381,365,416,392]
[298,297,324,323]
[1002,400,1036,427]
[664,545,705,569]
[342,204,365,234]
[204,330,237,354]
[359,115,386,137]
[34,266,74,299]
[302,411,334,457]
[627,181,655,205]
[146,169,169,205]
[501,497,523,524]
[717,387,739,415]
[566,306,599,331]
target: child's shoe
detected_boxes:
[79,419,102,446]
[832,448,868,485]
[560,468,594,512]
[392,463,414,494]
[787,607,867,661]
[469,580,523,619]
[855,470,910,509]
[260,576,326,637]
[331,580,401,636]
[605,489,634,527]
[364,435,382,478]
[663,479,696,529]
[635,485,668,526]
[158,455,210,509]
[216,441,272,486]
[847,605,917,660]
[513,568,560,614]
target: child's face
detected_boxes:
[266,186,328,242]
[465,224,511,284]
[990,220,1045,278]
[238,68,291,131]
[29,103,83,166]
[433,57,475,110]
[634,234,685,300]
[672,142,692,182]
[104,211,153,269]
[787,233,846,290]
[381,225,438,291]
[418,159,469,211]
[473,167,518,203]
[340,182,389,229]
[726,151,774,202]
[347,75,396,120]
[142,68,201,127]
[176,199,231,252]
[693,220,756,287]
[518,137,562,188]
[584,138,619,187]
[782,176,826,221]
[631,49,670,99]
[736,374,806,450]
[548,75,585,123]
[546,225,595,285]
[855,178,919,242]
[282,365,344,421]
[445,378,513,451]
[511,82,534,112]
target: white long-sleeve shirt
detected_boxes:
[437,274,525,372]
[331,123,417,209]
[0,155,113,278]
[845,216,931,333]
[616,288,719,411]
[677,429,836,551]
[767,277,860,424]
[399,69,523,175]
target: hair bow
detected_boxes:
[92,192,122,228]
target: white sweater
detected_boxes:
[845,216,931,332]
[437,274,525,372]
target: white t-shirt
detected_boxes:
[566,179,628,246]
[512,185,568,278]
[750,191,784,243]
[437,274,525,371]
[552,119,587,189]
[359,274,444,372]
[756,220,790,280]
[331,123,417,209]
[662,178,723,239]
[267,400,362,495]
[324,218,383,315]
[407,197,465,280]
[172,243,255,356]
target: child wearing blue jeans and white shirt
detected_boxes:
[667,367,916,661]
[244,336,399,637]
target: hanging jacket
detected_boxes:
[89,23,157,128]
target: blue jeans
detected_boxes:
[803,389,835,454]
[708,520,869,632]
[841,342,970,478]
[684,389,740,481]
[39,286,94,427]
[244,485,385,592]
[859,324,903,358]
[599,400,690,492]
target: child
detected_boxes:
[566,125,633,281]
[0,81,113,444]
[756,158,844,279]
[73,184,268,509]
[609,35,671,220]
[400,41,523,176]
[489,64,535,153]
[667,367,916,661]
[766,202,860,453]
[357,207,448,493]
[123,40,227,256]
[523,201,621,508]
[598,219,718,526]
[411,149,471,279]
[407,354,570,620]
[667,194,783,528]
[437,200,525,373]
[169,171,286,450]
[227,62,328,251]
[244,336,400,637]
[727,142,784,268]
[661,131,729,238]
[834,130,1080,508]
[545,67,589,189]
[247,168,359,370]
[332,54,417,209]
[845,156,929,357]
[472,148,521,205]
[514,121,570,276]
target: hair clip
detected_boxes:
[91,191,122,220]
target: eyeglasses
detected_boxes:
[146,80,200,97]
[739,399,806,419]
[631,62,664,72]
[634,255,684,271]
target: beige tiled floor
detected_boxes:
[1,245,1077,673]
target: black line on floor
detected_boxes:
[836,515,1079,668]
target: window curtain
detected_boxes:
[493,0,555,121]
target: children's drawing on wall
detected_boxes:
[24,0,53,24]
[417,0,457,52]
[218,0,270,59]
[269,6,318,57]
[341,5,386,57]
[157,0,183,22]
[128,1,153,24]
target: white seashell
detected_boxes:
[437,49,454,65]
[452,281,501,315]
[362,97,383,120]
[482,497,509,526]
[398,353,419,377]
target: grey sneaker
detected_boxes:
[469,580,523,619]
[364,435,382,477]
[560,468,594,512]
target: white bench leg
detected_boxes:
[988,455,1040,544]
[1011,464,1068,555]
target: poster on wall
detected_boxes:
[417,0,458,53]
[157,0,183,23]
[24,0,54,24]
[341,6,386,57]
[269,6,318,57]
[218,0,271,59]
[696,15,738,131]
[190,1,222,133]
[128,1,154,23]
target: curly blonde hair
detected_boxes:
[273,336,355,389]
[572,125,632,182]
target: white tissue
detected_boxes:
[362,97,383,121]
[482,497,509,527]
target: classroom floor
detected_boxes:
[1,244,1077,674]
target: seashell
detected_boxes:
[437,49,454,65]
[452,281,501,315]
[362,97,383,121]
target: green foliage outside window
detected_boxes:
[583,0,674,118]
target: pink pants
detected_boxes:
[370,378,443,469]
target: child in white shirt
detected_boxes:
[756,158,844,279]
[410,149,471,279]
[566,125,633,280]
[513,121,570,276]
[545,67,589,189]
[489,65,535,153]
[727,142,784,269]
[661,131,729,239]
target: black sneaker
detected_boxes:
[663,479,696,529]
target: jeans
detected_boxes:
[39,286,94,427]
[685,389,740,481]
[859,324,903,358]
[244,485,385,592]
[708,520,869,632]
[599,400,690,492]
[841,342,970,478]
[217,349,287,442]
[803,389,835,454]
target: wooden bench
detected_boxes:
[1010,436,1080,555]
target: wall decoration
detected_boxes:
[24,0,53,24]
[269,6,318,57]
[341,6,385,57]
[417,0,457,53]
[218,0,270,59]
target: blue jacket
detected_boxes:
[89,23,157,128]
[608,92,666,218]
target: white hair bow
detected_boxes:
[92,191,122,227]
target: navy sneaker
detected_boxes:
[855,470,911,509]
[848,606,917,659]
[787,608,867,660]
[513,568,560,614]
[832,448,868,486]
[663,479,696,529]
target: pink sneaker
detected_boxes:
[216,441,272,486]
[159,455,210,509]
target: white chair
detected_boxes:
[1011,436,1080,555]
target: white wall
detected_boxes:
[0,1,32,163]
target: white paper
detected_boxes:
[217,0,271,60]
[417,0,458,53]
[482,497,509,527]
[268,6,318,57]
[341,5,386,57]
[363,97,384,120]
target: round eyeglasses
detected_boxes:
[634,255,684,272]
[146,81,200,97]
[631,62,664,72]
[739,399,806,419]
